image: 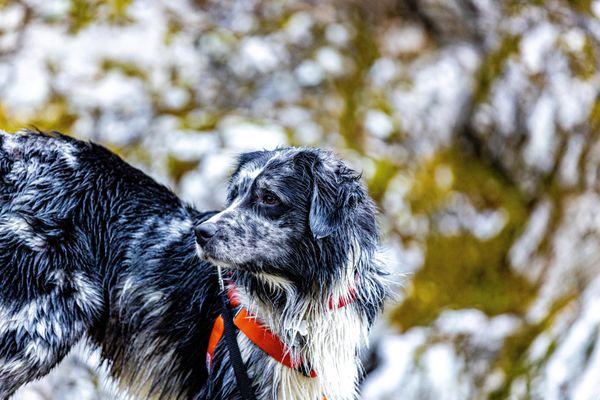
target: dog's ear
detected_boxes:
[295,151,363,240]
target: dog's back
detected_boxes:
[0,130,218,399]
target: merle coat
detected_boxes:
[0,130,387,400]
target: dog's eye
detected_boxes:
[261,192,280,206]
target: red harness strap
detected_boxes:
[206,284,357,378]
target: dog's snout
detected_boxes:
[195,223,218,245]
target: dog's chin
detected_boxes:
[195,243,239,269]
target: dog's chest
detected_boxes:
[236,303,365,400]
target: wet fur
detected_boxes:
[0,130,387,399]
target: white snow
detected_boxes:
[240,37,282,73]
[325,23,351,46]
[315,47,345,76]
[520,24,558,74]
[284,12,313,44]
[295,60,325,86]
[364,110,394,139]
[525,92,556,172]
[219,117,287,151]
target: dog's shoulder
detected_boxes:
[0,128,132,170]
[0,129,170,198]
[0,129,86,183]
[1,130,91,203]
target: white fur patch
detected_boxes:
[0,359,26,376]
[2,131,78,169]
[72,273,103,316]
[125,216,193,265]
[256,273,295,293]
[234,283,367,400]
[113,337,182,400]
[205,197,243,225]
[1,132,19,154]
[238,165,264,181]
[0,214,45,250]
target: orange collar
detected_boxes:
[206,283,356,378]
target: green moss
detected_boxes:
[165,17,184,45]
[394,232,534,329]
[474,35,521,104]
[368,158,398,203]
[101,59,148,80]
[109,0,132,22]
[178,112,220,131]
[68,0,133,32]
[166,155,199,184]
[68,0,100,33]
[567,0,594,13]
[566,36,598,80]
[391,148,534,331]
[588,98,600,128]
[489,293,577,399]
[0,95,78,134]
[0,103,20,132]
[334,3,379,151]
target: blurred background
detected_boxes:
[1,0,599,399]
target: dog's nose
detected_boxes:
[195,223,218,246]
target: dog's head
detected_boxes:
[194,148,378,291]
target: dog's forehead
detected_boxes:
[235,151,295,183]
[231,149,342,192]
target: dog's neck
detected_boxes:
[228,271,366,400]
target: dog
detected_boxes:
[0,129,388,400]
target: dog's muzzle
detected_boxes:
[195,222,218,247]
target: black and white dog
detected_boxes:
[0,129,388,399]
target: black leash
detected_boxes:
[216,266,258,400]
